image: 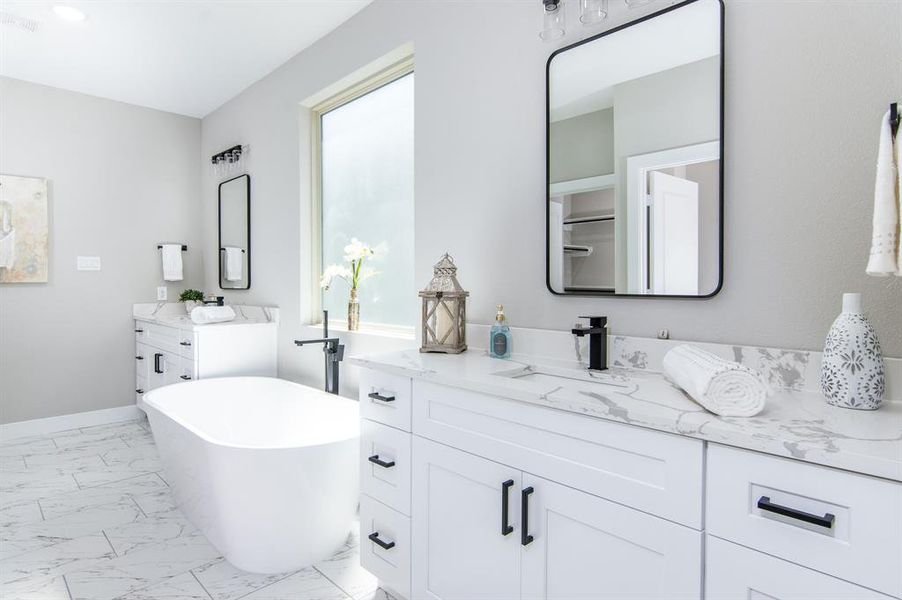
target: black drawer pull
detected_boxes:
[135,388,144,394]
[134,328,144,333]
[179,375,192,381]
[368,455,395,468]
[368,532,395,550]
[757,496,835,529]
[153,353,164,374]
[135,356,144,360]
[368,392,395,403]
[179,341,192,346]
[501,479,514,536]
[521,486,534,546]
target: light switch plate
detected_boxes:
[76,256,101,271]
[157,286,168,301]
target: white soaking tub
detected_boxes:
[141,377,359,573]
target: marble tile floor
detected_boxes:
[0,417,390,600]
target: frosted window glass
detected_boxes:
[321,73,415,328]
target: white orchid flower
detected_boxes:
[343,238,375,263]
[320,264,351,290]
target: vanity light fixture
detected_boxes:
[580,0,608,25]
[624,0,656,7]
[211,144,247,178]
[540,0,566,41]
[52,5,86,22]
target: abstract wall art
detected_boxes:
[0,174,49,283]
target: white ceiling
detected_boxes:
[549,0,720,122]
[0,0,372,118]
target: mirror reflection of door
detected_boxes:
[547,0,723,297]
[218,174,250,290]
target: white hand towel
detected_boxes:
[662,345,769,417]
[161,244,184,282]
[190,305,236,325]
[866,109,900,276]
[224,247,243,282]
[0,229,15,270]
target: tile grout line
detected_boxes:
[36,498,46,521]
[312,565,357,600]
[63,573,75,600]
[228,569,307,600]
[189,568,215,600]
[101,529,119,558]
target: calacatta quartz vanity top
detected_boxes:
[349,350,902,482]
[133,302,278,330]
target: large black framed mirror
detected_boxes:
[218,174,250,290]
[546,0,724,297]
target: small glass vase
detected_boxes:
[348,288,360,331]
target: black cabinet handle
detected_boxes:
[153,353,163,374]
[521,486,534,546]
[134,328,144,333]
[368,392,395,403]
[179,341,192,346]
[135,356,144,360]
[757,496,835,529]
[368,455,395,468]
[501,479,514,536]
[135,388,144,394]
[368,532,395,550]
[180,375,192,381]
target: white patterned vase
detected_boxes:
[821,293,885,410]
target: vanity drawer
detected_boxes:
[142,322,182,353]
[359,370,412,432]
[360,494,411,600]
[706,535,894,600]
[178,358,196,382]
[412,381,704,528]
[176,331,197,359]
[135,343,150,381]
[361,419,411,515]
[707,444,902,597]
[135,376,147,405]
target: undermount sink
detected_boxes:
[492,364,634,391]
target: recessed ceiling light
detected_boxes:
[52,6,86,22]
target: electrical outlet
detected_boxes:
[657,329,670,340]
[76,256,101,271]
[157,286,168,301]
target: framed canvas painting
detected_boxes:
[0,174,49,283]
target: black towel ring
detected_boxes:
[891,102,899,137]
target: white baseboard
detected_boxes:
[0,405,142,441]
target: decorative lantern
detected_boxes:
[419,253,469,354]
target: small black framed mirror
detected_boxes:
[546,0,724,298]
[218,174,250,290]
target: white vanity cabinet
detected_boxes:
[133,318,276,404]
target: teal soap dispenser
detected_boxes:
[489,304,512,359]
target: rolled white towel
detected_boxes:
[662,345,769,417]
[190,305,236,325]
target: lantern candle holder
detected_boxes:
[419,253,469,354]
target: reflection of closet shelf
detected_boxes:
[550,173,616,197]
[563,244,593,256]
[563,214,616,225]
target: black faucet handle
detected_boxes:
[578,316,608,327]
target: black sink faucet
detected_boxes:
[572,316,608,371]
[294,310,345,395]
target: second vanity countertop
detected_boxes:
[348,349,902,483]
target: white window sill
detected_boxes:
[302,321,416,342]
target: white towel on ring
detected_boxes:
[223,247,243,281]
[662,345,769,417]
[866,109,900,276]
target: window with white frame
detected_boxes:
[314,65,415,330]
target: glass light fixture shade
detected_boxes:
[540,0,566,42]
[419,254,468,354]
[580,0,607,24]
[624,0,655,7]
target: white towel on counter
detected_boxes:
[190,305,236,325]
[160,244,184,282]
[662,345,769,417]
[866,109,900,276]
[224,247,243,281]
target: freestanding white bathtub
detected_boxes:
[141,377,359,574]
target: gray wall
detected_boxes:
[0,78,202,423]
[199,0,901,397]
[549,108,614,183]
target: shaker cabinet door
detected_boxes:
[520,473,702,600]
[411,437,521,600]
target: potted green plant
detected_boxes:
[179,289,204,314]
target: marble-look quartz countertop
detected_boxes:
[348,349,902,483]
[133,303,278,330]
